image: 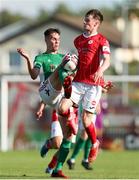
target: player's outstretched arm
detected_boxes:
[94,54,110,83]
[17,48,40,80]
[17,48,30,60]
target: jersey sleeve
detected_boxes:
[101,37,110,54]
[33,55,43,69]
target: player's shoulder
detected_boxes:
[35,53,48,61]
[97,33,110,46]
[97,33,108,41]
[74,34,83,46]
[74,34,83,41]
[35,53,45,58]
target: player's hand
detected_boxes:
[102,81,114,93]
[36,102,45,120]
[94,68,103,83]
[17,48,29,60]
[36,109,43,120]
[61,53,71,66]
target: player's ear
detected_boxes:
[44,37,48,44]
[94,20,100,27]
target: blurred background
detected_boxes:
[0,0,139,152]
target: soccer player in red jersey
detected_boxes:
[51,9,110,178]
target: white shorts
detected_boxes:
[39,79,63,108]
[70,82,102,113]
[51,121,63,138]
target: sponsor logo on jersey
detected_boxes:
[50,64,56,72]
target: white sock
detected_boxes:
[70,158,75,163]
[82,159,88,163]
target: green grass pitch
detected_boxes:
[0,149,139,179]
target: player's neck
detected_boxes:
[45,50,58,54]
[83,31,98,37]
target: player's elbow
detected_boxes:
[31,74,37,80]
[30,70,39,80]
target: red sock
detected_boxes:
[85,123,96,144]
[48,155,57,169]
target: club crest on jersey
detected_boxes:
[50,64,56,72]
[88,40,93,44]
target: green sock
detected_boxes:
[71,137,85,160]
[58,67,69,85]
[54,139,72,172]
[84,138,92,160]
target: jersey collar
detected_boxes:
[83,32,98,38]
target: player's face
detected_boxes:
[83,15,100,33]
[45,32,60,52]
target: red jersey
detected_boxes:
[73,33,110,86]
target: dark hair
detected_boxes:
[85,9,103,23]
[44,28,60,37]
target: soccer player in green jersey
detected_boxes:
[17,28,74,103]
[17,28,77,174]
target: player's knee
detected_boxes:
[58,106,65,115]
[54,140,61,149]
[58,99,72,115]
[52,137,62,149]
[58,103,68,116]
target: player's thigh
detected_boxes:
[70,82,84,105]
[82,85,102,113]
[49,70,62,91]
